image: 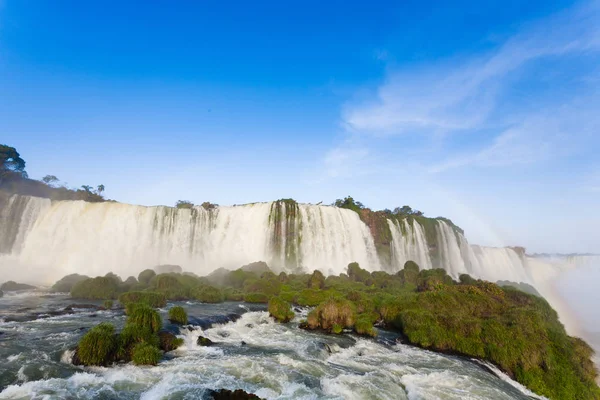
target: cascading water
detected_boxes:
[0,193,592,307]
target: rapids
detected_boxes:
[0,292,546,400]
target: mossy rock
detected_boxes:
[168,306,188,325]
[306,298,356,333]
[158,331,183,352]
[268,297,294,322]
[197,335,214,346]
[355,315,377,337]
[194,286,225,303]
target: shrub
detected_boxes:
[306,298,356,333]
[268,297,294,322]
[138,269,156,286]
[194,286,224,303]
[51,274,90,293]
[103,300,113,310]
[355,315,377,337]
[131,343,161,366]
[119,291,166,308]
[308,270,325,289]
[127,304,162,333]
[243,292,269,303]
[296,289,329,307]
[77,323,117,366]
[70,276,120,299]
[168,306,188,325]
[223,287,244,301]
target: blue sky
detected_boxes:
[1,0,599,253]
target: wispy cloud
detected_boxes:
[343,1,600,137]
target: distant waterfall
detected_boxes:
[0,193,593,293]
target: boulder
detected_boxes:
[209,389,262,400]
[197,335,214,346]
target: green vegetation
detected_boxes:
[1,145,107,201]
[64,257,599,399]
[138,269,156,285]
[52,274,90,293]
[175,200,194,209]
[77,323,117,366]
[132,343,161,366]
[119,291,167,308]
[168,306,188,325]
[103,300,113,310]
[305,298,356,333]
[268,297,294,322]
[71,276,120,299]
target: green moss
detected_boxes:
[119,291,167,308]
[131,342,161,366]
[307,270,325,289]
[77,323,117,366]
[296,288,329,307]
[268,296,295,322]
[138,269,156,286]
[168,306,188,325]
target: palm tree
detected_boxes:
[97,184,105,195]
[81,185,92,193]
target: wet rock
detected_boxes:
[158,331,182,352]
[197,335,214,346]
[218,331,230,338]
[71,347,83,366]
[64,304,103,312]
[245,324,254,329]
[209,388,262,400]
[240,341,247,346]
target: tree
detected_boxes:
[42,175,60,186]
[0,144,27,183]
[97,184,105,195]
[333,196,365,214]
[175,200,194,209]
[81,185,93,193]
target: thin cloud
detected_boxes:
[343,0,600,136]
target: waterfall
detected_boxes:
[0,193,594,295]
[0,195,382,283]
[388,219,433,270]
[297,204,381,275]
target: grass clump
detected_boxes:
[306,298,356,333]
[127,303,162,333]
[132,342,161,366]
[168,306,188,325]
[355,314,377,337]
[103,300,113,310]
[119,291,166,308]
[77,323,117,366]
[268,296,294,322]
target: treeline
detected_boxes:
[0,144,107,202]
[59,260,599,399]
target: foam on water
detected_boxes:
[0,308,550,400]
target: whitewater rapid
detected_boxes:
[0,293,545,399]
